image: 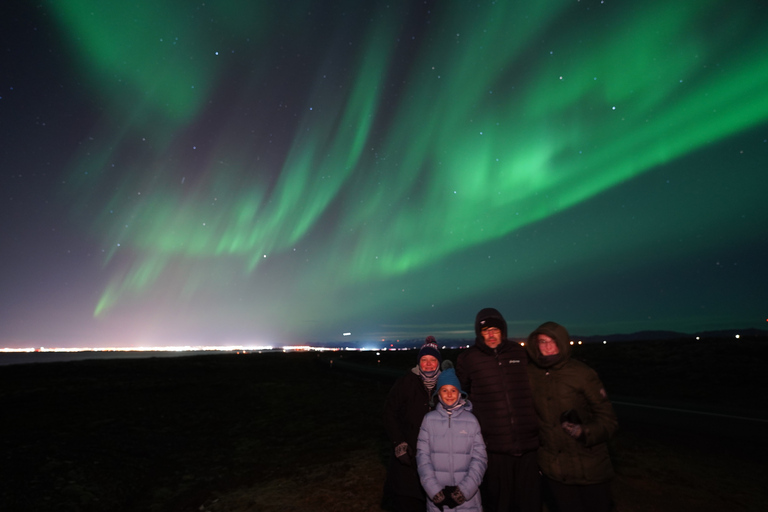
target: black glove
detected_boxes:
[394,442,413,466]
[432,490,446,511]
[440,486,460,509]
[450,486,466,505]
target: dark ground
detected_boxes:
[1,337,766,512]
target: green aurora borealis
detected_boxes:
[2,0,767,346]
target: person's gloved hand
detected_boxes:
[450,486,466,506]
[560,409,584,439]
[432,490,446,510]
[561,421,583,439]
[394,442,412,466]
[440,486,459,509]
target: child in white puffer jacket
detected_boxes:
[416,368,487,511]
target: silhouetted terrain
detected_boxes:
[1,336,766,511]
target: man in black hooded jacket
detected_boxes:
[456,308,540,512]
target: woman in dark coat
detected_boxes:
[383,336,446,512]
[526,321,619,512]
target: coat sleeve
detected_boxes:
[455,352,471,394]
[581,369,619,447]
[457,417,487,499]
[416,416,442,500]
[383,376,407,446]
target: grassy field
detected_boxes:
[1,338,766,511]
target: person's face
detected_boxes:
[481,327,502,349]
[537,334,559,356]
[439,385,459,406]
[419,355,439,373]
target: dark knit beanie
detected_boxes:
[475,308,509,344]
[417,336,442,364]
[478,316,505,332]
[434,368,465,396]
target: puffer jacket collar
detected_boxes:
[435,399,473,418]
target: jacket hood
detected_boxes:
[526,321,571,367]
[474,307,508,344]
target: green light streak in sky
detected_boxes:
[340,1,768,280]
[47,1,281,121]
[49,1,768,332]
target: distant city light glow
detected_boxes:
[0,345,274,353]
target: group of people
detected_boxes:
[383,307,619,512]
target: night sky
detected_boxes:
[2,1,767,348]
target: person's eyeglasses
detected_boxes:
[538,339,556,345]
